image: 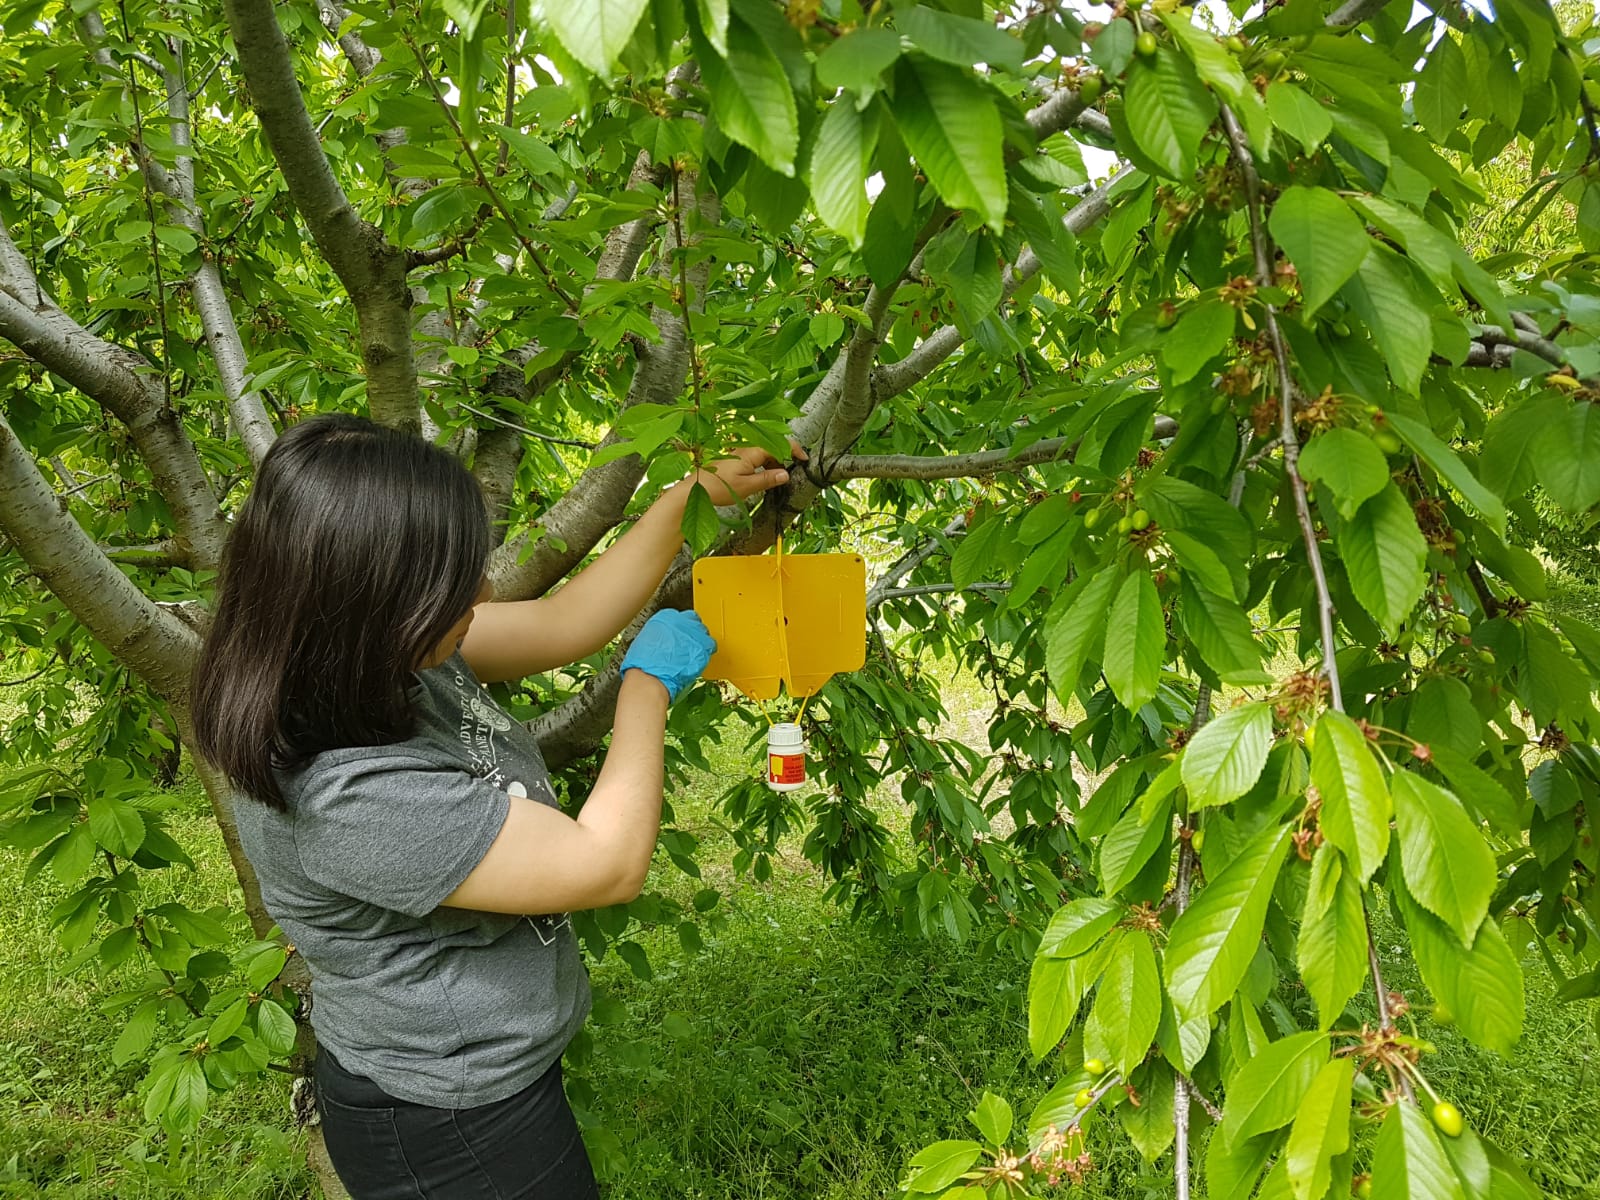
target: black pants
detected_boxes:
[314,1049,600,1200]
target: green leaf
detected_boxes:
[1178,579,1268,684]
[699,14,800,176]
[898,6,1024,74]
[112,999,160,1066]
[1310,712,1392,884]
[968,1092,1013,1146]
[1391,772,1496,947]
[209,997,250,1046]
[1341,245,1433,394]
[51,821,95,885]
[1479,392,1566,499]
[1102,571,1164,712]
[815,27,900,93]
[904,1139,982,1193]
[1099,793,1171,896]
[1181,702,1273,811]
[1122,45,1218,180]
[493,125,563,175]
[1299,428,1391,519]
[1088,19,1136,77]
[695,0,729,56]
[1401,891,1524,1056]
[1085,931,1162,1077]
[1045,566,1120,702]
[951,515,1007,592]
[165,1057,210,1132]
[1166,530,1240,601]
[1287,1058,1354,1200]
[1266,81,1333,149]
[86,794,145,858]
[1267,187,1369,316]
[1383,412,1506,537]
[1028,945,1107,1060]
[1413,31,1468,146]
[1221,1031,1329,1146]
[252,999,296,1057]
[1163,301,1236,384]
[808,99,878,248]
[1337,482,1427,637]
[1298,846,1367,1029]
[680,482,722,555]
[1165,822,1292,1021]
[1531,398,1600,513]
[1161,14,1268,152]
[892,57,1008,233]
[1427,745,1519,838]
[1372,1100,1465,1200]
[1038,897,1122,959]
[541,0,649,78]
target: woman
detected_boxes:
[192,413,793,1198]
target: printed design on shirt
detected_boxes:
[451,670,570,945]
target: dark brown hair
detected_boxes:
[191,414,489,809]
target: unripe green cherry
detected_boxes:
[1226,35,1247,53]
[1432,1100,1464,1138]
[1447,613,1471,636]
[1191,829,1206,853]
[1085,1058,1107,1076]
[1372,429,1403,455]
[1131,509,1151,532]
[1117,515,1134,535]
[1136,30,1158,57]
[1477,648,1496,665]
[1075,1088,1094,1108]
[1210,394,1228,415]
[1079,73,1103,105]
[1084,508,1103,531]
[1357,1181,1374,1199]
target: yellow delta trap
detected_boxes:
[691,540,867,701]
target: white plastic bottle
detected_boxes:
[766,723,806,792]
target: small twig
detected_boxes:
[871,582,1010,605]
[117,0,175,416]
[1176,1072,1224,1122]
[0,666,48,688]
[670,160,706,476]
[400,33,578,312]
[1223,101,1411,1102]
[451,400,596,449]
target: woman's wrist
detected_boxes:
[620,666,671,707]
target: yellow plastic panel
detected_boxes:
[693,552,867,701]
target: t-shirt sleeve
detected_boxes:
[291,755,511,918]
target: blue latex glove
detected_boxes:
[620,610,717,702]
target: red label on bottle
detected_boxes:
[768,753,805,785]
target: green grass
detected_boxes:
[0,697,1598,1199]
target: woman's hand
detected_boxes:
[691,443,808,505]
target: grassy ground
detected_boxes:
[1,692,1598,1198]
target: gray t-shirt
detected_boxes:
[233,651,591,1108]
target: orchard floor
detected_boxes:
[1,722,1598,1198]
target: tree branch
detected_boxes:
[872,167,1138,402]
[0,223,227,569]
[0,412,199,701]
[223,0,419,434]
[1222,104,1411,1095]
[152,37,276,467]
[830,417,1178,482]
[488,170,719,602]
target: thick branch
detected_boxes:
[831,417,1178,482]
[155,39,276,467]
[488,171,718,602]
[223,0,419,433]
[873,167,1137,402]
[0,413,199,700]
[0,227,227,569]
